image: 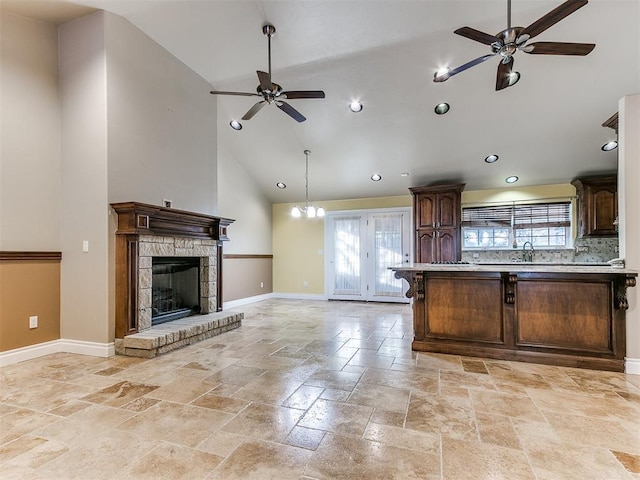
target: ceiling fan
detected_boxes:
[434,0,595,90]
[209,24,325,122]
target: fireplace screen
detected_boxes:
[151,257,201,325]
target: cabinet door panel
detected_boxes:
[437,192,459,228]
[417,229,436,263]
[591,188,617,235]
[416,195,437,228]
[437,229,460,262]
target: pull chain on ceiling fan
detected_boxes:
[434,0,596,90]
[210,24,325,122]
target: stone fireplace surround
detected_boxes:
[111,202,242,357]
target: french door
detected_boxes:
[325,208,411,302]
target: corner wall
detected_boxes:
[58,12,110,344]
[217,145,273,302]
[618,94,640,372]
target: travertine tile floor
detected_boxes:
[2,299,640,479]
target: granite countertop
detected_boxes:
[391,263,638,275]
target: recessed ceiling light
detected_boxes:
[229,120,242,130]
[276,182,286,189]
[601,140,618,151]
[349,101,363,113]
[505,176,519,184]
[371,173,382,182]
[434,103,450,115]
[507,72,521,87]
[400,172,410,177]
[484,154,499,163]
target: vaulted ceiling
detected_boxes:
[4,1,638,203]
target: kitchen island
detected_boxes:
[391,263,637,371]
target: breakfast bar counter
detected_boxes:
[391,263,637,371]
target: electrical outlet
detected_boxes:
[163,199,173,208]
[303,281,308,288]
[29,316,38,329]
[82,240,89,252]
[260,282,264,288]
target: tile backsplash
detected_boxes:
[462,237,618,264]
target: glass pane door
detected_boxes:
[332,216,364,297]
[371,213,405,299]
[326,209,410,303]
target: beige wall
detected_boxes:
[105,13,218,214]
[273,196,412,294]
[0,13,61,250]
[0,259,60,351]
[619,94,640,363]
[223,256,273,302]
[462,184,576,205]
[217,145,272,254]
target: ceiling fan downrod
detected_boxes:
[262,24,275,81]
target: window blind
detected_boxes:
[462,202,571,229]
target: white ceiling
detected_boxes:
[4,0,638,203]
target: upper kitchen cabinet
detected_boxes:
[410,183,465,263]
[572,175,618,237]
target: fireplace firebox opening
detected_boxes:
[152,257,201,326]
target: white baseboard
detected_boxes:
[272,292,328,301]
[625,357,640,375]
[223,293,275,309]
[0,339,114,367]
[58,339,115,358]
[0,340,61,367]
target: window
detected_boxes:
[462,202,571,249]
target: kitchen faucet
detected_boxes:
[522,241,534,262]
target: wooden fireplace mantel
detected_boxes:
[111,201,234,241]
[111,202,234,338]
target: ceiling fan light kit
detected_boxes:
[434,0,595,91]
[210,24,325,122]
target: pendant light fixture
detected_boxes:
[291,150,325,218]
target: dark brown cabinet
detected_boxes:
[410,183,465,263]
[572,175,617,237]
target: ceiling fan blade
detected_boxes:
[241,101,266,120]
[434,53,496,82]
[521,0,588,39]
[276,101,306,122]
[210,90,259,97]
[257,70,272,91]
[496,56,515,91]
[454,27,501,46]
[523,41,595,56]
[282,90,326,99]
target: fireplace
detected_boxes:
[152,257,201,325]
[111,202,234,338]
